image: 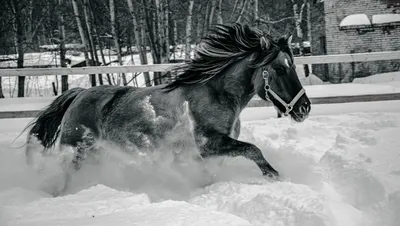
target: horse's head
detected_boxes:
[254,35,311,122]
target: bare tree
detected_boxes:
[216,0,223,24]
[185,0,194,61]
[90,5,111,85]
[126,0,151,86]
[209,0,216,27]
[164,0,170,63]
[291,0,307,54]
[203,1,210,36]
[235,0,248,23]
[9,0,26,97]
[83,0,103,85]
[229,0,240,21]
[58,0,68,93]
[110,0,127,85]
[72,0,96,87]
[0,78,4,98]
[195,4,203,43]
[253,0,259,27]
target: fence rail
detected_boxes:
[1,51,400,119]
[2,93,400,119]
[1,51,400,77]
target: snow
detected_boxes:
[1,101,400,225]
[353,71,400,88]
[339,14,372,27]
[372,14,400,25]
[1,81,400,225]
[0,96,400,226]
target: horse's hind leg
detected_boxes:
[54,125,99,195]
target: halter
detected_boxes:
[262,68,305,116]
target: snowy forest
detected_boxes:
[0,0,314,98]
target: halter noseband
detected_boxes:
[262,68,305,116]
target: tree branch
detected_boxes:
[258,16,296,24]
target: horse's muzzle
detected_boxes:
[290,102,311,122]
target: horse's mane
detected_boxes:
[163,23,282,92]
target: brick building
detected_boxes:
[310,0,400,83]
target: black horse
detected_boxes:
[24,23,311,193]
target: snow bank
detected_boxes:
[353,71,400,88]
[2,185,251,226]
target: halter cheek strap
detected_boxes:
[262,69,305,116]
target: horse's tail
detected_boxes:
[24,87,85,149]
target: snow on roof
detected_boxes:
[372,13,400,25]
[339,14,372,28]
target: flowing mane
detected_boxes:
[164,23,282,91]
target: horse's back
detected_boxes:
[58,85,140,144]
[101,85,188,149]
[59,84,188,150]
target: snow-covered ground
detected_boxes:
[1,79,400,225]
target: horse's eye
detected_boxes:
[274,67,285,75]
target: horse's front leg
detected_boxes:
[199,132,279,178]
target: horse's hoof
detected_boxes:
[264,171,280,181]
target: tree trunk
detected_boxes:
[229,0,239,21]
[127,0,151,86]
[11,0,25,97]
[141,12,151,86]
[253,0,259,27]
[292,0,306,54]
[72,0,96,87]
[195,4,202,43]
[164,0,170,62]
[209,0,216,27]
[185,1,194,61]
[307,1,311,49]
[203,2,210,37]
[163,0,171,83]
[91,9,109,85]
[173,20,178,60]
[110,0,127,85]
[153,0,165,85]
[59,0,68,93]
[305,1,311,77]
[216,0,223,24]
[142,0,160,85]
[83,0,102,85]
[0,77,4,98]
[235,0,248,23]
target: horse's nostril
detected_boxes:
[299,105,307,114]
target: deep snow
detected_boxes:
[1,98,400,225]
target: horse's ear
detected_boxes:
[260,37,269,50]
[287,34,293,47]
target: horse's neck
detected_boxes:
[200,62,256,111]
[221,60,257,109]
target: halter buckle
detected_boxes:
[262,70,269,79]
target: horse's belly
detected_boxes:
[104,99,196,154]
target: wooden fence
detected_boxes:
[0,51,400,119]
[1,51,400,77]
